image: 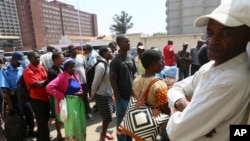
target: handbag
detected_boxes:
[59,98,68,122]
[119,78,169,141]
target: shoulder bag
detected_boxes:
[119,78,169,141]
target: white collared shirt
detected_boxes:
[167,52,250,141]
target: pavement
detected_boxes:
[0,101,118,141]
[47,101,118,141]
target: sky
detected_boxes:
[56,0,166,36]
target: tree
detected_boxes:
[152,32,167,37]
[110,11,134,35]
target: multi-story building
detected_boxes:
[166,0,220,35]
[16,0,98,51]
[0,0,22,51]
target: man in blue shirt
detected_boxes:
[0,51,36,137]
[85,44,98,70]
[0,51,25,111]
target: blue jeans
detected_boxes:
[116,99,132,141]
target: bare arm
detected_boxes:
[174,98,190,112]
[110,75,121,102]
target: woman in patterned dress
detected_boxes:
[133,50,171,141]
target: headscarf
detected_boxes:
[63,57,75,69]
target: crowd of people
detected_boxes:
[0,0,250,141]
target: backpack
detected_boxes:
[17,67,34,103]
[17,75,30,103]
[86,60,107,91]
[4,110,27,141]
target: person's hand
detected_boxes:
[90,95,95,101]
[57,94,65,100]
[174,98,189,112]
[112,96,115,104]
[75,92,82,96]
[8,104,14,111]
[115,97,122,103]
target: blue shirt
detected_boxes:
[0,63,23,90]
[87,50,98,69]
[65,78,81,95]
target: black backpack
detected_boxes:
[17,67,34,103]
[4,110,27,141]
[17,75,30,103]
[86,60,107,91]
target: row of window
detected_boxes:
[44,19,61,25]
[45,28,62,34]
[42,8,60,15]
[62,9,91,19]
[42,4,60,11]
[48,38,60,43]
[43,14,61,20]
[46,34,61,38]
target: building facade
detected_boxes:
[16,0,98,51]
[0,0,22,51]
[166,0,220,35]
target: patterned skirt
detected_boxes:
[95,94,113,122]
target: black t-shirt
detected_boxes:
[110,54,137,100]
[46,65,63,84]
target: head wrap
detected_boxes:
[63,57,75,69]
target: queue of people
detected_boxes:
[0,0,250,141]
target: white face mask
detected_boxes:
[246,41,250,69]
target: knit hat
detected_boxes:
[63,57,75,69]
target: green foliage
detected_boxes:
[110,11,134,35]
[152,32,167,37]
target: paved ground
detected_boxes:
[0,101,118,141]
[49,101,118,141]
[1,101,249,141]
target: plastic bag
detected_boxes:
[60,98,67,122]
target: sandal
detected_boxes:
[100,137,107,141]
[106,133,114,140]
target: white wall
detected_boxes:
[116,33,204,53]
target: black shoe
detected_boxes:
[57,137,64,141]
[28,131,37,137]
[92,105,98,112]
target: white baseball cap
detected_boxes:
[137,45,145,50]
[194,0,250,28]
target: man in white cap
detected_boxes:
[167,0,250,140]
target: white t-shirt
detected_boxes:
[40,52,53,71]
[73,54,87,84]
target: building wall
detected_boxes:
[16,0,98,51]
[0,0,22,50]
[166,0,220,35]
[112,33,203,53]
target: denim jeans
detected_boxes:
[116,99,132,141]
